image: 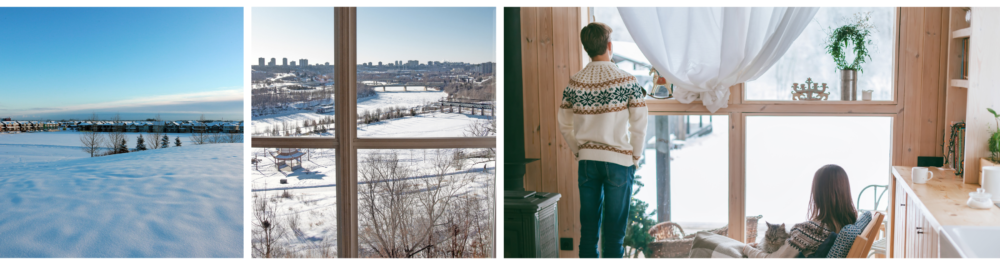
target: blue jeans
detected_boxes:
[577,160,634,258]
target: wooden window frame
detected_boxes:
[249,7,497,257]
[639,8,904,242]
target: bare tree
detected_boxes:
[252,188,287,258]
[359,151,418,258]
[105,113,126,155]
[190,132,208,145]
[358,150,475,258]
[146,113,163,149]
[224,132,243,143]
[79,112,104,157]
[463,118,496,169]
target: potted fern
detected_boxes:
[826,12,875,101]
[983,108,1000,182]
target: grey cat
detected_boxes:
[758,221,789,253]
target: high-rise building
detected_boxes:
[479,62,495,74]
[325,62,330,66]
[283,58,288,66]
[258,57,265,66]
[406,60,419,68]
[378,61,383,66]
[290,61,296,66]
[269,58,276,66]
[299,59,308,67]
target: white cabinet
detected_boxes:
[895,181,939,258]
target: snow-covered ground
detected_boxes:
[251,147,494,258]
[252,89,449,136]
[0,144,243,257]
[0,131,239,164]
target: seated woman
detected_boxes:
[743,164,858,258]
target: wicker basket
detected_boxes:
[646,215,763,258]
[649,222,685,240]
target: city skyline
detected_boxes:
[253,56,493,66]
[252,7,495,66]
[0,7,244,121]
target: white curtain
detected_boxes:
[618,7,819,112]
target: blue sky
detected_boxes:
[252,7,495,65]
[0,7,244,121]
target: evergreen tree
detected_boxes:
[175,137,182,147]
[162,135,170,148]
[118,138,129,153]
[136,135,147,151]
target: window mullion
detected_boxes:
[334,6,359,258]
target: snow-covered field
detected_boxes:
[0,131,237,164]
[0,144,243,257]
[251,147,494,258]
[252,89,450,136]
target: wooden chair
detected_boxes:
[846,211,885,258]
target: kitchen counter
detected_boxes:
[891,166,1000,227]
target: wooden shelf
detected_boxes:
[953,27,972,38]
[951,79,969,88]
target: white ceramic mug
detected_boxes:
[912,167,935,184]
[862,90,873,101]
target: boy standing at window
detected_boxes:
[558,22,648,258]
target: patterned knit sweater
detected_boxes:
[557,61,648,167]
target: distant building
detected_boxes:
[269,58,276,66]
[290,61,296,66]
[283,57,288,66]
[258,57,265,66]
[378,61,383,66]
[406,60,419,68]
[325,62,329,66]
[299,59,308,67]
[479,62,495,74]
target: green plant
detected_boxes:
[826,12,876,72]
[988,108,1000,162]
[623,174,657,258]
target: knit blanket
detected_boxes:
[688,231,744,258]
[788,221,833,254]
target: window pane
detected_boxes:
[746,116,891,243]
[251,147,338,258]
[251,7,336,137]
[593,7,659,96]
[746,7,896,101]
[357,148,496,258]
[634,115,728,256]
[356,7,496,138]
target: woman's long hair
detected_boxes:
[807,164,858,233]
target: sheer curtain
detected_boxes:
[618,7,819,112]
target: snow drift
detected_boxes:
[0,143,243,257]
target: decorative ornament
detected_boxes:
[791,78,830,101]
[648,67,673,99]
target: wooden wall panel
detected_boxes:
[896,7,949,167]
[521,8,541,191]
[963,8,1000,184]
[919,8,944,157]
[521,9,541,158]
[520,7,584,258]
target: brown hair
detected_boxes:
[807,164,858,233]
[580,22,612,58]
